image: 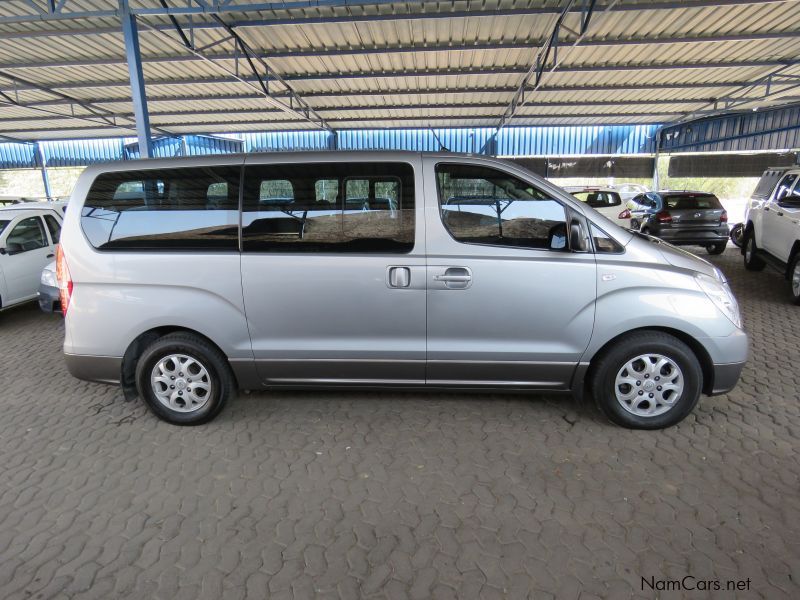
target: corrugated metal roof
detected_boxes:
[660,103,800,153]
[0,0,799,141]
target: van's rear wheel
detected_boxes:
[706,242,727,255]
[744,233,765,271]
[590,331,702,429]
[135,332,235,425]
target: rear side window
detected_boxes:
[242,162,415,253]
[436,163,567,251]
[0,220,9,235]
[81,166,240,250]
[773,174,798,202]
[753,170,788,199]
[43,214,61,244]
[572,191,621,208]
[663,194,722,210]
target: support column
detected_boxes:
[120,0,153,158]
[35,143,52,199]
[652,129,662,191]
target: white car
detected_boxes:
[743,167,800,304]
[563,186,632,227]
[0,206,63,312]
[616,183,650,202]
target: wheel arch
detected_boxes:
[580,326,714,398]
[786,240,800,278]
[121,326,237,401]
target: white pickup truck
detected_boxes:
[743,167,800,304]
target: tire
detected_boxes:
[589,331,703,430]
[706,242,727,255]
[743,232,766,271]
[790,253,800,306]
[135,332,235,425]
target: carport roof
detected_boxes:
[1,0,800,141]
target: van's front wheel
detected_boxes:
[135,333,235,425]
[590,332,702,429]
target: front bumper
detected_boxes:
[64,353,122,385]
[656,228,730,245]
[37,283,60,313]
[709,361,746,395]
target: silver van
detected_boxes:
[59,152,748,429]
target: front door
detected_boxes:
[423,158,596,389]
[240,158,427,386]
[763,173,798,258]
[2,216,54,305]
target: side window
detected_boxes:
[435,163,567,251]
[774,174,798,201]
[6,217,47,254]
[43,214,61,244]
[81,166,240,250]
[242,162,415,253]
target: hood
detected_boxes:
[652,237,719,278]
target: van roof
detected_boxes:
[77,150,520,174]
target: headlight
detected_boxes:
[696,273,742,328]
[41,268,56,287]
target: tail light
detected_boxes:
[656,210,673,223]
[720,210,728,222]
[618,209,631,219]
[55,244,73,317]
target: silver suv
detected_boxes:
[59,152,748,428]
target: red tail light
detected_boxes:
[656,210,673,223]
[55,244,73,317]
[720,210,728,222]
[618,209,631,219]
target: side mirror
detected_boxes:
[778,194,800,209]
[569,221,589,252]
[4,242,23,255]
[618,209,632,219]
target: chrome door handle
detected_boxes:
[433,267,472,289]
[387,266,411,288]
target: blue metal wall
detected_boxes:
[660,104,800,153]
[0,124,676,171]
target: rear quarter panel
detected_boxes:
[60,157,251,360]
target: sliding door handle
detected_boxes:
[432,267,472,289]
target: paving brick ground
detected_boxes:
[0,247,798,599]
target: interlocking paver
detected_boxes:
[0,248,798,598]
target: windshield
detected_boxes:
[0,220,9,235]
[663,194,721,210]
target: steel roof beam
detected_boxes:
[0,59,789,94]
[5,30,800,70]
[0,98,724,123]
[0,0,787,27]
[1,59,789,94]
[20,80,773,106]
[0,112,673,134]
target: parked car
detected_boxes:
[616,183,650,202]
[627,191,729,254]
[38,261,60,313]
[742,167,800,304]
[58,152,747,429]
[0,206,63,312]
[563,186,630,227]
